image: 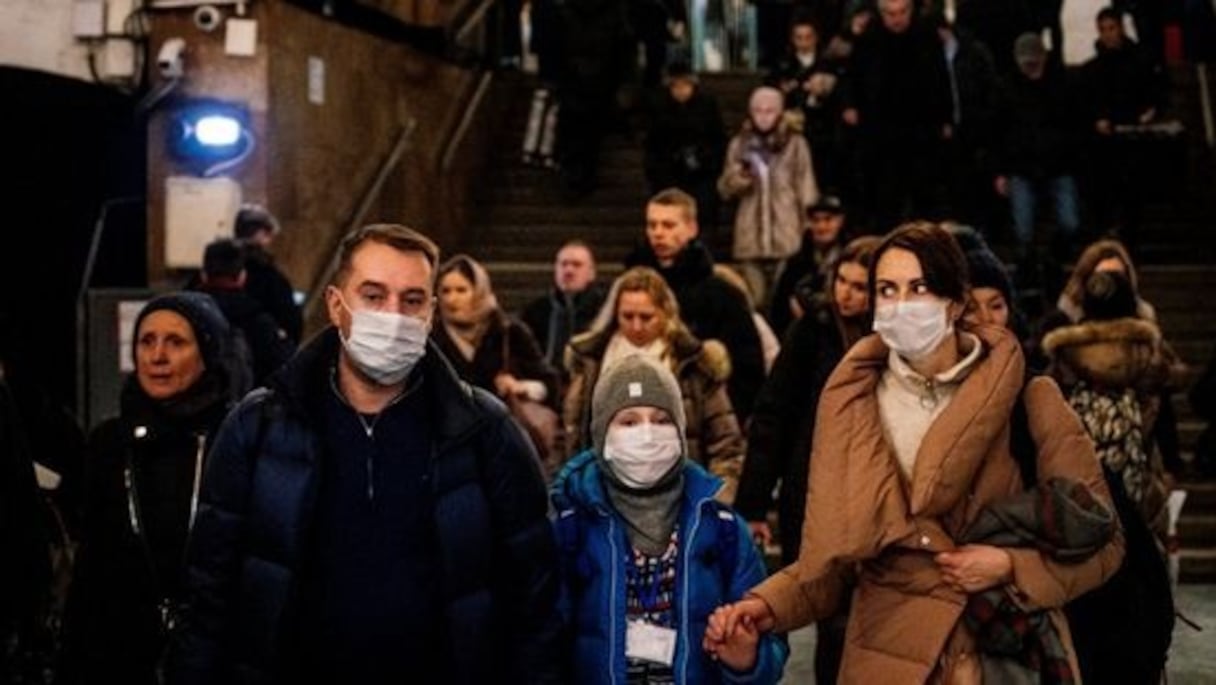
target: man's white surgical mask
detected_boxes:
[604,422,682,489]
[338,295,429,386]
[873,299,952,362]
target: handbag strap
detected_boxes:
[500,317,513,376]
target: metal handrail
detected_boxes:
[1198,62,1214,149]
[302,118,417,324]
[452,0,496,46]
[441,70,494,172]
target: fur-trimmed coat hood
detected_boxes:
[1042,317,1170,391]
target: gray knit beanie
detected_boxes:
[590,354,687,457]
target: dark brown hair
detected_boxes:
[868,221,968,303]
[331,223,440,288]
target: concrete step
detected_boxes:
[487,204,644,226]
[1177,512,1215,547]
[1180,480,1216,510]
[1179,548,1216,583]
[488,182,650,205]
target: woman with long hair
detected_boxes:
[734,235,880,685]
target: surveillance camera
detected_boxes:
[158,37,187,79]
[194,5,221,32]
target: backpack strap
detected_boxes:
[1009,379,1037,489]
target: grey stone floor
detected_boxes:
[780,584,1216,683]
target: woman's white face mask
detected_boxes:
[872,298,952,361]
[604,421,682,489]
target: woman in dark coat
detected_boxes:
[430,254,562,473]
[58,292,237,685]
[733,235,878,685]
[430,254,560,410]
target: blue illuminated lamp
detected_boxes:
[167,99,255,177]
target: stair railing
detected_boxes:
[1197,62,1214,149]
[441,69,495,172]
[301,118,417,327]
[446,0,498,66]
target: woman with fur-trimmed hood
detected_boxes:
[1042,269,1177,534]
[564,267,745,503]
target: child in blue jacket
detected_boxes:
[551,354,787,683]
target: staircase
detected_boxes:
[458,70,764,312]
[458,65,1216,581]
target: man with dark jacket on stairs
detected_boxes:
[626,188,765,422]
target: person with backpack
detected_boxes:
[166,224,562,684]
[193,238,295,392]
[550,353,788,683]
[233,204,302,347]
[1042,269,1177,537]
[57,292,239,685]
[963,244,1176,685]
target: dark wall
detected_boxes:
[0,67,146,416]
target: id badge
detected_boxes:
[625,620,677,667]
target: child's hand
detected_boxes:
[713,613,760,673]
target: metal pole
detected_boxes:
[75,196,143,424]
[1198,62,1215,149]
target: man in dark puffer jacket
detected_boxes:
[168,224,562,685]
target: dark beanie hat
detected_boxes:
[133,292,231,374]
[590,354,687,457]
[965,248,1015,305]
[1083,270,1137,321]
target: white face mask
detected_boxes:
[873,299,952,362]
[338,296,429,386]
[604,422,683,489]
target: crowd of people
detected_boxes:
[1,173,1209,683]
[2,1,1214,681]
[628,0,1188,303]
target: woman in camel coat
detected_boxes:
[705,223,1124,683]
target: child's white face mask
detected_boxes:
[603,422,682,489]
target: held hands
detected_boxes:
[706,611,760,672]
[702,598,775,672]
[934,544,1013,594]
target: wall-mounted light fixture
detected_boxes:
[166,99,255,177]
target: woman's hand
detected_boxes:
[493,372,522,398]
[934,544,1013,593]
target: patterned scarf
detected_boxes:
[961,478,1117,684]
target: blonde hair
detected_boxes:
[712,264,756,311]
[588,266,690,343]
[648,187,698,223]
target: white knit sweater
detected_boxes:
[877,332,984,479]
